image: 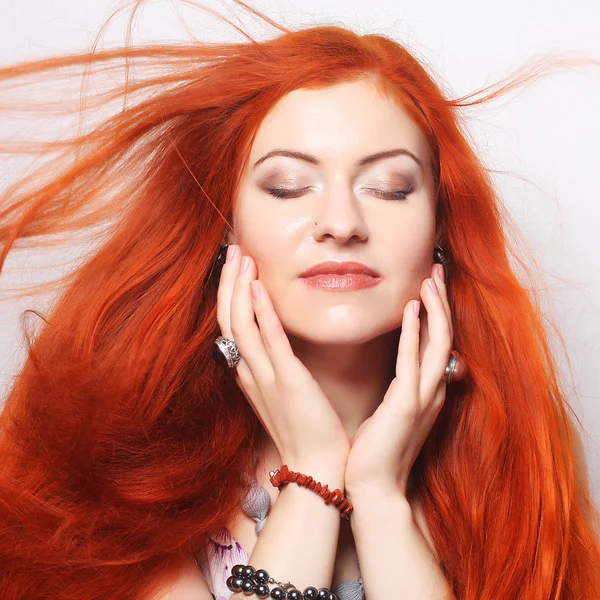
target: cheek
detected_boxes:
[234,197,304,280]
[235,199,273,253]
[385,217,435,276]
[235,219,290,281]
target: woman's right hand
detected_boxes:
[216,244,351,473]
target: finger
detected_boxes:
[216,244,241,339]
[419,276,452,400]
[249,279,300,381]
[215,244,257,390]
[418,308,430,366]
[433,263,453,340]
[230,255,274,385]
[394,298,421,396]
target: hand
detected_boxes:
[343,262,453,498]
[216,245,351,471]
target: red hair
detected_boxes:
[0,1,599,598]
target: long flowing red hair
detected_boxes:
[0,1,598,598]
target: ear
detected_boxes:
[224,213,236,246]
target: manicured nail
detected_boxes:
[427,278,439,295]
[240,256,250,273]
[413,300,420,317]
[435,263,444,282]
[250,281,261,298]
[226,244,236,263]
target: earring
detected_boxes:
[211,243,230,286]
[433,242,447,267]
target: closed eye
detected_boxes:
[266,186,311,199]
[266,186,413,201]
[366,187,413,201]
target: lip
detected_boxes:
[300,274,382,290]
[299,261,381,278]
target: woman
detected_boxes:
[0,1,598,599]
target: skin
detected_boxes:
[227,77,441,448]
[211,77,456,598]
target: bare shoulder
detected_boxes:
[148,558,214,600]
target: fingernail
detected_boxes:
[240,256,250,273]
[250,281,261,298]
[413,300,420,317]
[427,278,439,295]
[226,244,236,263]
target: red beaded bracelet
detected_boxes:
[269,464,354,520]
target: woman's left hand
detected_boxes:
[344,262,453,499]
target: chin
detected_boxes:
[282,314,401,347]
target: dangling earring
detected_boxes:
[211,243,230,286]
[433,241,447,268]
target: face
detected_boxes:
[230,78,437,345]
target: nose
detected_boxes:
[312,180,369,244]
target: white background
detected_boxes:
[1,0,599,506]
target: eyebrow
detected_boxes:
[253,147,424,172]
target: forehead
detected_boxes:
[248,79,430,167]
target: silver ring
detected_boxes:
[212,335,241,368]
[444,352,458,381]
[442,350,467,383]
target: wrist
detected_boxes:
[275,461,346,491]
[275,465,351,521]
[346,484,408,509]
[280,455,346,480]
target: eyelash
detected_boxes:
[266,186,413,201]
